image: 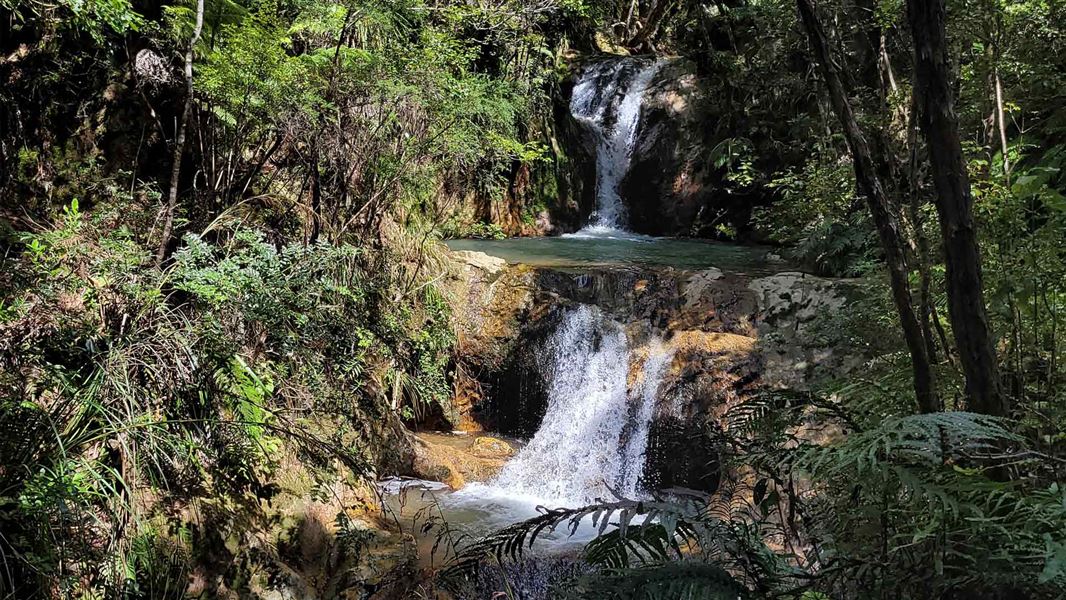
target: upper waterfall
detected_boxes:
[570,58,663,233]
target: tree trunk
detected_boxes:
[797,0,939,413]
[309,145,322,244]
[156,0,205,266]
[993,65,1010,176]
[627,0,672,50]
[906,92,942,365]
[624,0,638,36]
[907,0,1005,416]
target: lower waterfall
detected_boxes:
[489,305,674,505]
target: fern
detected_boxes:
[584,524,683,569]
[437,488,794,595]
[797,412,1022,478]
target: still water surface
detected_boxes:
[446,230,788,275]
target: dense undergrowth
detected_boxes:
[1,0,582,593]
[0,190,461,596]
[441,381,1066,599]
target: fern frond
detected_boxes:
[584,522,701,569]
[800,412,1022,478]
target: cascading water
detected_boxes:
[570,58,663,233]
[489,305,674,505]
[618,339,674,498]
[383,58,688,559]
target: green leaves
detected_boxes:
[61,0,143,41]
[1011,165,1066,213]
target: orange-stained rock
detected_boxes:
[671,330,756,357]
[409,432,517,489]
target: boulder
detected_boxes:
[619,58,714,236]
[451,250,508,275]
[408,433,517,488]
[673,267,758,335]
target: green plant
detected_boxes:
[441,400,1066,598]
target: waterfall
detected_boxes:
[570,58,663,232]
[490,305,673,505]
[618,339,674,498]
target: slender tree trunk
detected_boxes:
[880,34,899,96]
[905,95,940,365]
[309,146,322,244]
[907,0,1005,416]
[624,0,638,35]
[157,0,204,266]
[993,65,1010,176]
[797,0,939,413]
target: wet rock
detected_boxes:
[444,253,543,431]
[558,55,776,238]
[408,433,517,488]
[674,268,757,335]
[410,437,467,488]
[470,435,517,460]
[672,329,755,358]
[618,58,714,236]
[661,329,760,419]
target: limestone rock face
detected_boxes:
[446,245,861,434]
[749,271,858,388]
[674,267,757,335]
[444,253,546,432]
[443,246,867,498]
[619,58,716,236]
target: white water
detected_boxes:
[479,305,673,506]
[618,339,674,498]
[381,301,677,550]
[569,58,663,234]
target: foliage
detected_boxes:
[756,150,873,277]
[0,192,456,595]
[444,397,1066,598]
[2,0,143,40]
